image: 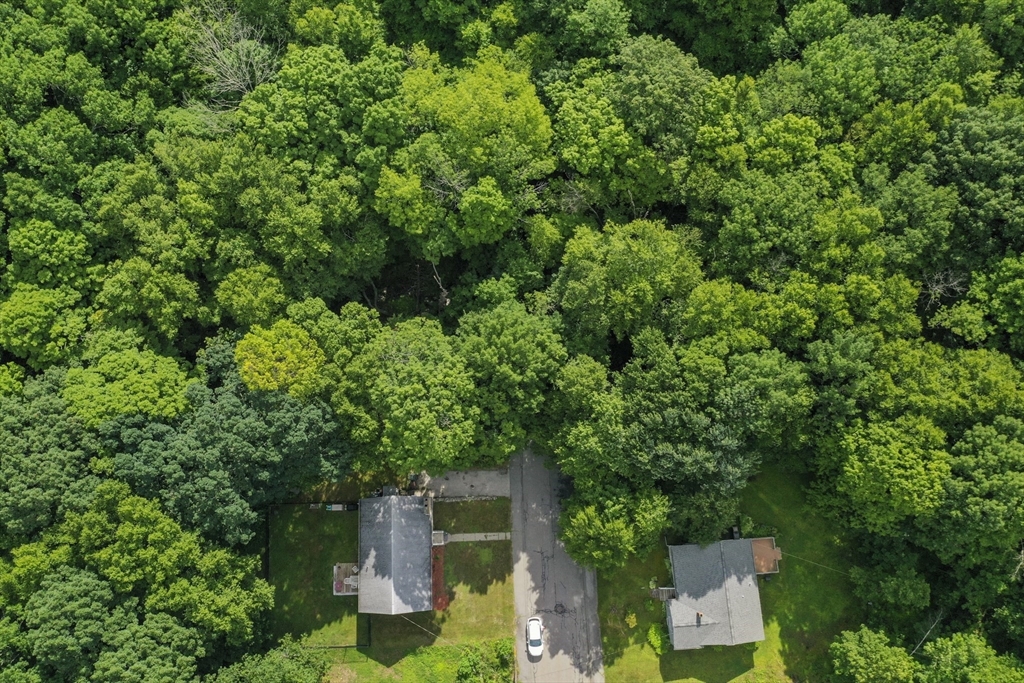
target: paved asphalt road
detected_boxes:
[511,449,605,683]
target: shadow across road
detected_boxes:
[511,448,605,683]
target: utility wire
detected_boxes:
[780,551,853,577]
[399,615,459,647]
[910,610,944,656]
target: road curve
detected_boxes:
[511,448,605,683]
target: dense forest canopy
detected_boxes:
[2,0,1024,679]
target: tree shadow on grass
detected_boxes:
[363,611,448,667]
[444,540,512,595]
[659,645,756,683]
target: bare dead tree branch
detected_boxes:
[559,176,599,219]
[1011,543,1024,583]
[921,270,968,310]
[432,263,450,315]
[184,1,278,108]
[422,157,470,208]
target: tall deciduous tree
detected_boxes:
[0,370,100,550]
[830,627,920,683]
[0,482,273,647]
[550,219,702,356]
[376,46,554,260]
[456,287,567,458]
[336,314,481,472]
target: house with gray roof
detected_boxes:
[664,539,775,650]
[357,494,433,615]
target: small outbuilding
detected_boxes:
[664,538,780,650]
[357,494,433,615]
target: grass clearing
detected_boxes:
[432,498,511,534]
[268,505,360,646]
[599,466,863,682]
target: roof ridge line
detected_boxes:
[389,496,400,611]
[720,541,737,645]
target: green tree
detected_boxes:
[937,255,1024,353]
[833,416,950,535]
[96,258,201,343]
[4,219,90,289]
[210,636,327,683]
[668,0,780,73]
[550,219,702,356]
[215,265,287,327]
[918,418,1024,609]
[336,316,481,472]
[563,0,631,57]
[920,632,1024,683]
[829,626,920,683]
[456,292,567,458]
[235,320,327,400]
[548,72,666,210]
[22,567,114,682]
[786,0,851,47]
[375,47,554,260]
[0,371,100,550]
[0,481,273,647]
[90,612,202,683]
[560,484,671,570]
[0,364,24,397]
[609,35,713,158]
[616,330,814,539]
[0,285,86,370]
[105,337,351,546]
[61,334,192,429]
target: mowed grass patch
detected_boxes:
[432,498,511,534]
[323,639,513,683]
[599,466,863,682]
[442,541,515,636]
[268,505,360,646]
[324,645,462,683]
[325,539,514,682]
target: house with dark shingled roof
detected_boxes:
[665,539,776,650]
[357,494,434,615]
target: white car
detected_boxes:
[527,616,544,657]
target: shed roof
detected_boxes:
[358,495,433,615]
[665,540,765,650]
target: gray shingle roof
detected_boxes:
[665,540,765,649]
[358,495,433,615]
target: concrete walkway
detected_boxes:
[511,449,605,683]
[419,468,510,498]
[447,532,511,542]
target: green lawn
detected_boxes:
[432,498,512,534]
[268,505,360,646]
[600,467,864,683]
[315,499,514,683]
